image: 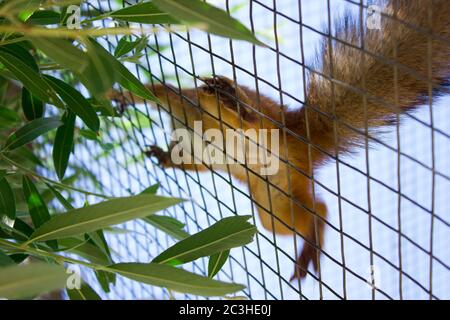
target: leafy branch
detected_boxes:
[0,0,262,300]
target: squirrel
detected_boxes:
[109,0,450,280]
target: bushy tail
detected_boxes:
[295,0,450,158]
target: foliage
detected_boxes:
[0,0,262,299]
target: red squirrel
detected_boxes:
[110,0,450,280]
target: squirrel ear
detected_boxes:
[201,76,257,122]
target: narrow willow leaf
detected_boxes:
[30,37,88,74]
[44,183,74,211]
[0,107,21,124]
[2,117,63,151]
[45,76,100,132]
[9,0,43,19]
[0,228,9,240]
[90,250,115,288]
[141,183,160,195]
[27,10,61,25]
[114,36,141,58]
[107,2,179,24]
[10,146,43,167]
[208,250,230,278]
[78,129,98,141]
[109,263,245,297]
[29,194,183,242]
[0,218,34,242]
[152,215,256,265]
[22,175,57,249]
[143,215,189,241]
[140,184,189,240]
[0,176,16,219]
[95,270,112,293]
[58,238,111,265]
[13,218,34,241]
[87,39,158,102]
[0,251,15,267]
[80,39,116,97]
[0,263,67,300]
[87,230,112,263]
[22,87,44,121]
[152,0,264,46]
[52,111,76,181]
[0,49,62,107]
[1,43,39,72]
[67,282,101,300]
[22,176,50,228]
[31,37,110,98]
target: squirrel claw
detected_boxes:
[201,76,237,102]
[145,145,171,167]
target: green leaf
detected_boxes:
[109,263,245,297]
[22,175,57,249]
[29,194,183,243]
[79,129,98,141]
[10,146,44,167]
[87,39,158,102]
[87,230,113,263]
[30,37,88,74]
[1,43,39,72]
[13,218,34,241]
[58,238,111,265]
[11,0,43,20]
[208,250,230,278]
[94,270,113,293]
[152,0,264,46]
[0,251,15,267]
[0,263,67,300]
[152,215,256,266]
[45,76,100,132]
[67,282,101,300]
[0,48,62,107]
[141,183,160,195]
[27,10,61,25]
[0,176,16,219]
[114,36,142,58]
[80,39,116,97]
[107,2,179,24]
[21,87,44,121]
[44,183,74,211]
[30,37,114,98]
[2,117,63,151]
[21,177,47,222]
[139,184,190,240]
[0,107,21,124]
[143,215,189,241]
[53,111,76,181]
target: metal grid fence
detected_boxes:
[53,0,450,299]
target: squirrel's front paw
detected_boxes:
[200,75,255,121]
[201,75,237,104]
[145,145,171,167]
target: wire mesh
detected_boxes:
[45,0,450,300]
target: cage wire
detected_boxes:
[40,0,450,300]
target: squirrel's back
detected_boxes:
[289,0,450,161]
